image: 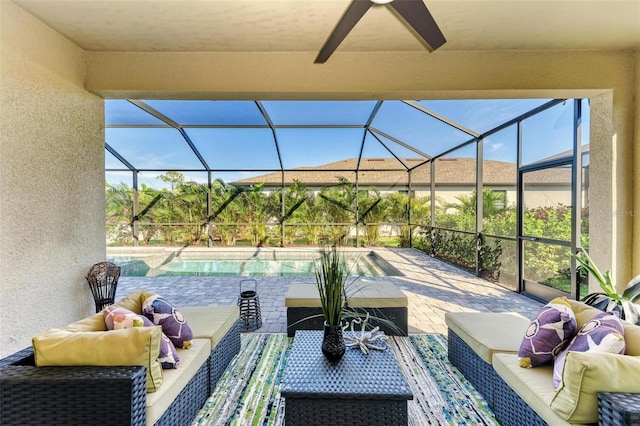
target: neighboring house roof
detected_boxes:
[231,158,571,188]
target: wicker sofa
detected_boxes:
[0,290,241,426]
[446,300,640,425]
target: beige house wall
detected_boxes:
[0,2,637,356]
[413,186,571,208]
[0,2,105,357]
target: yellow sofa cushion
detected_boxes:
[178,306,239,348]
[622,322,640,355]
[145,338,211,426]
[113,289,146,313]
[492,353,569,425]
[444,312,530,364]
[568,299,602,327]
[550,351,640,424]
[32,326,164,393]
[64,313,107,332]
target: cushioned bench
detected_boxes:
[286,280,408,337]
[444,311,530,407]
[446,301,640,425]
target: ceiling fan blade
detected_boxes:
[389,0,446,51]
[315,0,372,63]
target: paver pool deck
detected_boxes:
[115,247,544,334]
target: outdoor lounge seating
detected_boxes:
[285,279,408,337]
[0,291,241,426]
[446,300,640,425]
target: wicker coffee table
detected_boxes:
[281,330,413,426]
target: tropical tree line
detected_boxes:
[106,172,432,247]
[107,172,587,293]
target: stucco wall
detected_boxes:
[634,51,640,278]
[0,2,105,357]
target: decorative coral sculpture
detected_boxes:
[343,312,388,355]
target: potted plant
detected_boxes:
[313,246,403,361]
[314,246,349,362]
[575,248,640,325]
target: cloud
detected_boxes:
[487,142,504,152]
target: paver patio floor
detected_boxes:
[115,247,544,334]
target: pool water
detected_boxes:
[113,253,398,277]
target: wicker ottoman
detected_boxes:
[281,330,413,426]
[286,280,408,337]
[444,311,530,407]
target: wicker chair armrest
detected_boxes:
[0,346,35,368]
[0,364,147,426]
[598,392,640,426]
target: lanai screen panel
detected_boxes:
[277,128,365,169]
[483,124,518,237]
[106,128,203,170]
[282,170,358,246]
[361,131,428,167]
[262,100,376,125]
[434,143,477,232]
[143,100,266,125]
[371,101,472,157]
[106,150,127,171]
[580,99,591,255]
[418,99,551,135]
[522,101,574,166]
[187,128,281,170]
[411,160,432,223]
[482,123,519,289]
[105,100,166,125]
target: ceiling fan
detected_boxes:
[315,0,446,63]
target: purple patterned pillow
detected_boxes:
[103,305,180,369]
[141,292,193,349]
[519,297,577,368]
[553,311,625,388]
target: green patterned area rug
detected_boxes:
[193,333,497,426]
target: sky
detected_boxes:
[105,99,590,190]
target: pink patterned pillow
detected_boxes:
[518,297,577,368]
[103,305,179,369]
[553,311,625,388]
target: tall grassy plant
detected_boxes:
[314,246,348,326]
[575,249,619,302]
[576,248,640,324]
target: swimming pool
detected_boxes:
[111,250,400,277]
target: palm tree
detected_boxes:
[283,180,311,245]
[175,180,208,244]
[209,178,242,246]
[318,177,357,245]
[358,187,387,246]
[237,183,277,246]
[136,184,163,245]
[291,193,324,246]
[384,192,411,246]
[449,188,508,217]
[105,182,134,244]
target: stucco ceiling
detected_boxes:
[12,0,640,54]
